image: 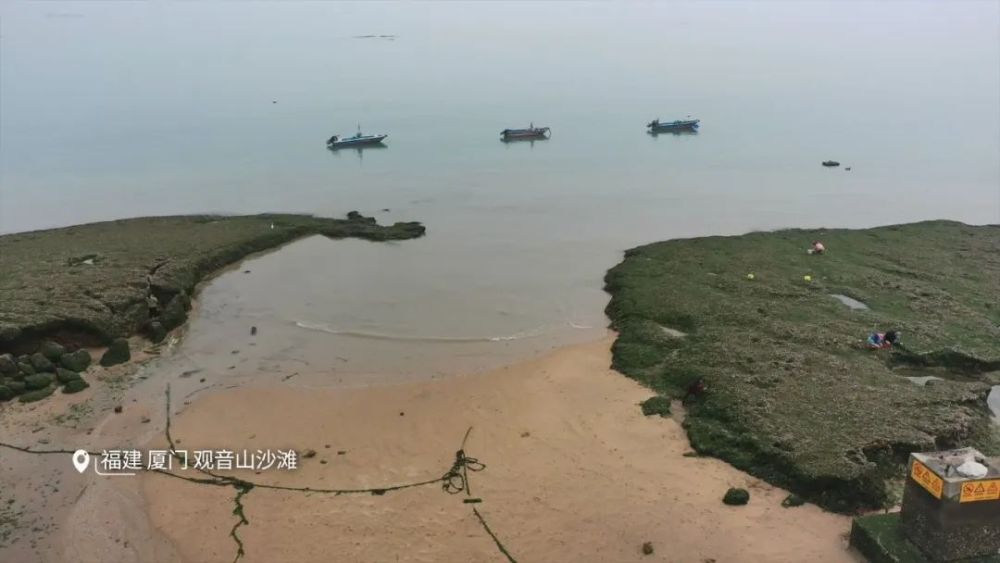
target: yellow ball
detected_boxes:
[746,273,755,280]
[803,275,812,282]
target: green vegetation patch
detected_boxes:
[605,221,1000,511]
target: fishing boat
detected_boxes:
[500,123,550,141]
[822,160,840,167]
[326,126,387,149]
[647,118,700,132]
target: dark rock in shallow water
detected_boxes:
[62,378,90,394]
[723,488,750,506]
[56,368,82,384]
[24,372,54,390]
[60,349,91,372]
[30,352,54,372]
[159,295,188,331]
[146,320,167,343]
[100,338,131,367]
[0,354,17,375]
[19,386,55,403]
[39,340,66,362]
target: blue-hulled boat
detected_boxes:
[501,124,550,141]
[327,126,387,149]
[647,118,700,132]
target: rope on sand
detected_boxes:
[0,385,519,563]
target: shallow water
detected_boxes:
[830,294,870,311]
[1,2,998,376]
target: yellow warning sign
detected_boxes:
[959,480,1000,503]
[911,460,944,499]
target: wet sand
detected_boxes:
[141,336,855,563]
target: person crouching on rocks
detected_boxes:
[683,378,707,404]
[867,330,899,349]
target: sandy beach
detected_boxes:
[139,336,855,563]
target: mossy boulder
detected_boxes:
[100,338,130,367]
[19,386,55,403]
[60,349,92,372]
[0,385,12,401]
[7,380,26,395]
[146,320,167,343]
[640,396,672,417]
[159,294,188,331]
[17,362,34,376]
[29,352,54,372]
[39,340,66,362]
[62,378,90,394]
[24,372,54,390]
[782,494,805,507]
[723,488,750,506]
[55,368,82,384]
[0,353,16,376]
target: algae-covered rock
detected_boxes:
[62,378,90,394]
[17,362,34,376]
[19,386,55,403]
[723,488,750,506]
[100,338,130,367]
[640,396,671,417]
[605,221,1000,512]
[60,349,92,372]
[0,385,12,401]
[782,494,805,507]
[159,294,188,331]
[39,340,66,362]
[146,320,167,343]
[56,368,82,384]
[0,353,16,375]
[29,352,54,372]
[24,372,54,390]
[7,380,26,395]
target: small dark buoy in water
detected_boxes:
[845,167,852,171]
[250,326,257,336]
[822,160,840,167]
[272,100,277,104]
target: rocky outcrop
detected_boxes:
[0,213,425,356]
[605,221,1000,512]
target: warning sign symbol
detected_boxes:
[959,479,1000,503]
[910,461,944,499]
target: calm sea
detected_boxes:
[2,2,998,377]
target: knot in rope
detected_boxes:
[442,448,485,494]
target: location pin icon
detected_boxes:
[72,450,90,474]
